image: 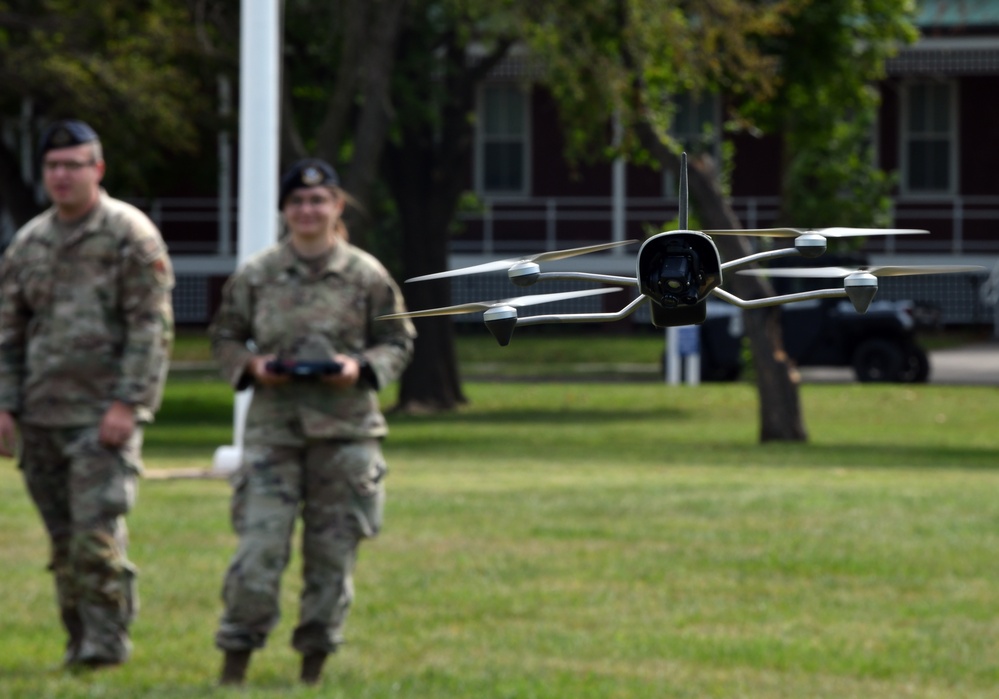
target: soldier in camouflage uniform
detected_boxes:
[0,120,174,669]
[210,158,415,686]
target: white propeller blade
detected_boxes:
[704,227,928,238]
[377,287,621,319]
[738,264,983,279]
[406,240,638,282]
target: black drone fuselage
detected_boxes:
[637,231,723,327]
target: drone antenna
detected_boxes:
[678,152,689,230]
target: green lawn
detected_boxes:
[1,376,998,698]
[171,324,991,375]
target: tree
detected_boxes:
[520,0,916,440]
[384,5,518,411]
[0,0,232,231]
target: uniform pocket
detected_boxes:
[343,441,387,537]
[228,466,250,535]
[65,427,141,518]
[103,452,140,517]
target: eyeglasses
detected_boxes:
[43,159,97,173]
[285,193,335,208]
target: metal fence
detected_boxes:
[132,194,999,328]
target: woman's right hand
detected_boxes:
[248,355,292,387]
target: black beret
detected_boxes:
[279,158,340,209]
[38,120,99,160]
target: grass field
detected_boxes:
[2,369,998,698]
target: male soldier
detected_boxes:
[0,119,174,668]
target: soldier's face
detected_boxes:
[283,186,344,240]
[42,144,105,217]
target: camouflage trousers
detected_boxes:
[18,423,143,665]
[215,438,386,655]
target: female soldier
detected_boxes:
[210,158,415,685]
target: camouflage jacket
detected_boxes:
[209,238,415,443]
[0,192,175,426]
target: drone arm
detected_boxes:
[514,294,647,327]
[711,286,848,309]
[534,272,639,287]
[720,247,804,272]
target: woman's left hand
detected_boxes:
[322,353,360,389]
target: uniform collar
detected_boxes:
[279,236,351,276]
[46,189,108,246]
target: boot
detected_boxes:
[60,608,85,666]
[219,649,252,686]
[300,652,328,685]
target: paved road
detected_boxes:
[799,341,999,386]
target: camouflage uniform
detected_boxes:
[0,192,174,664]
[210,237,414,656]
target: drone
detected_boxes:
[380,154,981,345]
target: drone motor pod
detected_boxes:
[844,272,879,313]
[483,305,518,346]
[508,262,541,287]
[793,233,828,258]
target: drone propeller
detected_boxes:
[704,227,928,238]
[737,264,982,279]
[377,287,621,319]
[406,240,638,282]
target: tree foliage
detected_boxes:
[0,0,232,226]
[745,0,919,228]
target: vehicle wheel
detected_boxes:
[701,362,742,382]
[852,339,906,382]
[899,346,931,383]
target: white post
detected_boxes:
[665,325,701,386]
[665,327,680,385]
[212,0,281,475]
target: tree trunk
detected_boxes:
[389,135,469,411]
[386,35,512,414]
[338,0,408,250]
[0,144,43,230]
[313,0,369,161]
[633,122,807,442]
[390,180,469,411]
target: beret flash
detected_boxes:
[279,158,340,209]
[37,119,100,161]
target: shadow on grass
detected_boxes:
[388,405,690,426]
[389,431,999,471]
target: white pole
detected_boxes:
[213,0,281,475]
[666,325,701,386]
[665,327,680,385]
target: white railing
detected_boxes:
[125,194,999,262]
[454,194,999,256]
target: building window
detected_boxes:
[663,92,720,197]
[477,84,529,196]
[901,81,957,194]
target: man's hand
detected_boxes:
[0,411,18,458]
[99,400,136,448]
